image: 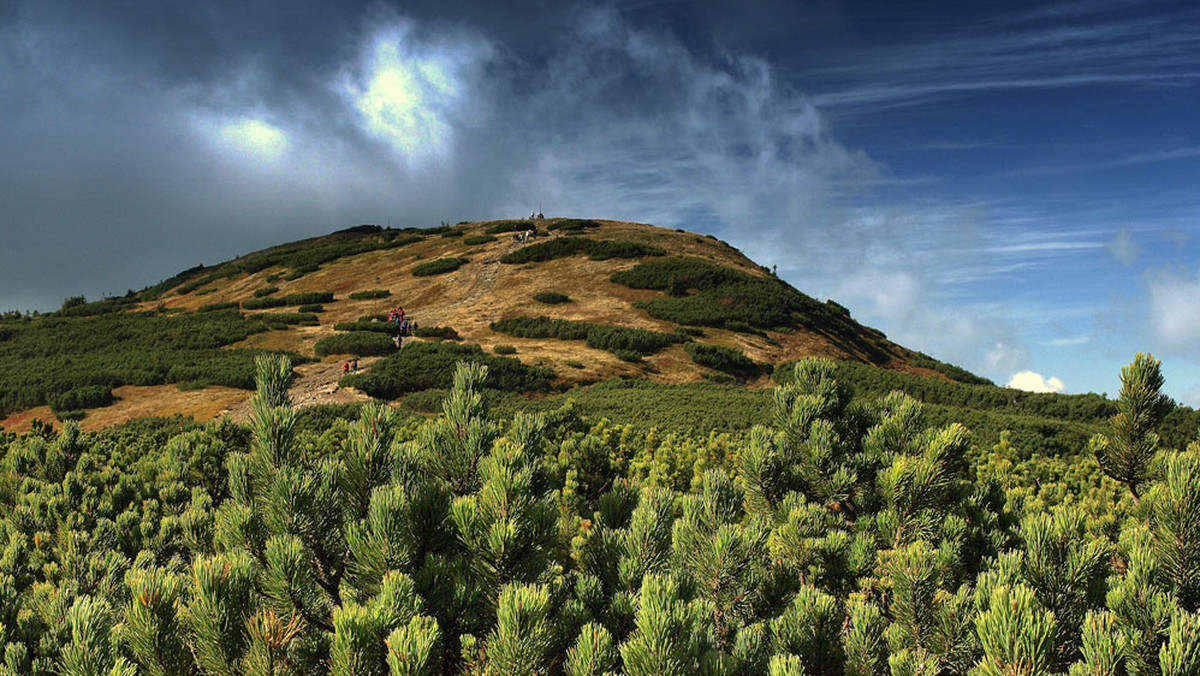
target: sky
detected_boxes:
[1,0,1198,403]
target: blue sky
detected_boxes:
[1,0,1198,402]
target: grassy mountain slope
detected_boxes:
[2,217,983,431]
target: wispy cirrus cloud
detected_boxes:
[1009,146,1200,177]
[797,3,1200,113]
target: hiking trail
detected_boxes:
[222,357,379,422]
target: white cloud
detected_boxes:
[218,118,288,159]
[338,19,494,167]
[1108,227,1139,265]
[1148,267,1200,348]
[1007,371,1065,393]
[834,267,921,325]
[1045,335,1092,347]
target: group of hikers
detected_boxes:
[513,230,534,243]
[341,359,358,374]
[386,306,416,348]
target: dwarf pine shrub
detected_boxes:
[412,258,469,276]
[349,289,391,300]
[0,353,1198,675]
[314,331,397,356]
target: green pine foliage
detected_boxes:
[414,326,460,340]
[464,235,498,246]
[335,320,404,336]
[1,353,1199,675]
[499,237,666,265]
[350,290,392,300]
[0,309,305,416]
[484,220,536,234]
[412,258,469,277]
[533,292,571,304]
[341,342,554,397]
[242,292,334,310]
[315,331,399,357]
[1090,352,1171,500]
[547,219,601,232]
[682,342,760,379]
[198,301,240,313]
[489,316,687,357]
[245,312,320,326]
[240,296,287,309]
[166,227,424,294]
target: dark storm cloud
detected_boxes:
[1,0,867,312]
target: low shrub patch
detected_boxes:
[401,389,449,413]
[342,342,553,397]
[254,286,280,298]
[247,313,319,326]
[48,385,114,413]
[500,237,665,265]
[683,342,759,379]
[493,344,516,355]
[702,372,738,385]
[314,331,397,357]
[294,403,369,435]
[533,291,570,304]
[490,316,686,356]
[584,324,686,355]
[349,289,390,300]
[242,297,287,310]
[283,292,334,306]
[154,228,428,293]
[414,325,459,340]
[612,257,859,338]
[612,349,643,363]
[440,230,465,238]
[297,304,324,313]
[490,316,590,341]
[412,257,469,276]
[334,321,401,336]
[547,218,601,232]
[464,235,498,246]
[484,220,536,234]
[198,302,239,313]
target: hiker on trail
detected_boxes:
[342,360,350,374]
[352,359,358,373]
[393,334,401,349]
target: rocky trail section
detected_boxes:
[223,357,379,422]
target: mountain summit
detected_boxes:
[0,218,983,431]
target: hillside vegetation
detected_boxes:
[1,353,1198,675]
[3,217,976,431]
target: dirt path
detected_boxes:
[222,357,380,422]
